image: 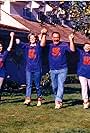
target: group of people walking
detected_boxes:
[0,28,90,109]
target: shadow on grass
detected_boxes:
[63,99,82,108]
[0,85,82,108]
[64,87,81,94]
[0,97,82,108]
[0,96,46,105]
[42,99,82,108]
[0,97,24,104]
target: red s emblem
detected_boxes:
[0,58,3,68]
[28,49,36,59]
[83,56,90,65]
[52,47,61,57]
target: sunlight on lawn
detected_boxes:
[0,84,90,133]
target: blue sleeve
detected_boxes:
[76,48,81,54]
[65,42,76,52]
[19,42,28,49]
[3,50,9,60]
[62,42,71,52]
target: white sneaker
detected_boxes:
[83,102,90,109]
[55,101,62,109]
[37,97,42,106]
[37,101,42,106]
[24,99,31,105]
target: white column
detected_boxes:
[1,0,10,14]
[1,0,10,23]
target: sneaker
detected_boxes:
[24,98,31,105]
[83,102,90,109]
[55,101,62,109]
[37,97,42,107]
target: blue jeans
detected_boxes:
[50,68,67,102]
[26,70,42,98]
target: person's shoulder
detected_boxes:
[21,42,27,45]
[77,46,83,52]
[37,41,41,46]
[49,43,53,46]
[60,41,69,46]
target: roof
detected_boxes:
[12,15,90,44]
[0,23,28,33]
[0,23,29,40]
[2,15,90,44]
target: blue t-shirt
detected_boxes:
[0,50,8,77]
[20,42,42,72]
[49,42,71,70]
[77,48,90,78]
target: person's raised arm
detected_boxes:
[7,32,14,51]
[69,33,75,52]
[40,28,48,47]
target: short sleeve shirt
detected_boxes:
[20,42,42,72]
[48,42,71,70]
[77,48,90,78]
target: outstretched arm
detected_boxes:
[69,33,75,52]
[16,38,27,48]
[7,32,14,51]
[40,28,48,47]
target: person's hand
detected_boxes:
[41,28,48,34]
[16,38,20,44]
[84,43,90,52]
[10,32,14,37]
[69,33,74,41]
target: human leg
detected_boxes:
[87,78,90,100]
[0,77,4,100]
[50,70,58,99]
[50,69,67,109]
[24,71,32,105]
[34,71,42,106]
[55,68,67,109]
[79,76,88,102]
[56,68,67,102]
[79,76,90,109]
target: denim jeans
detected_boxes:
[26,70,42,98]
[50,68,67,102]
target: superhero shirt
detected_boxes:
[0,50,8,77]
[77,48,90,78]
[49,42,71,70]
[20,42,42,72]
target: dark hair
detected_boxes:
[0,40,3,45]
[52,32,60,38]
[28,33,39,41]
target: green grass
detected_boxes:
[0,84,90,133]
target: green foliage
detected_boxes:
[70,2,90,38]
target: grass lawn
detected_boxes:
[0,84,90,133]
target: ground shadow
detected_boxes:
[63,99,82,108]
[64,86,81,94]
